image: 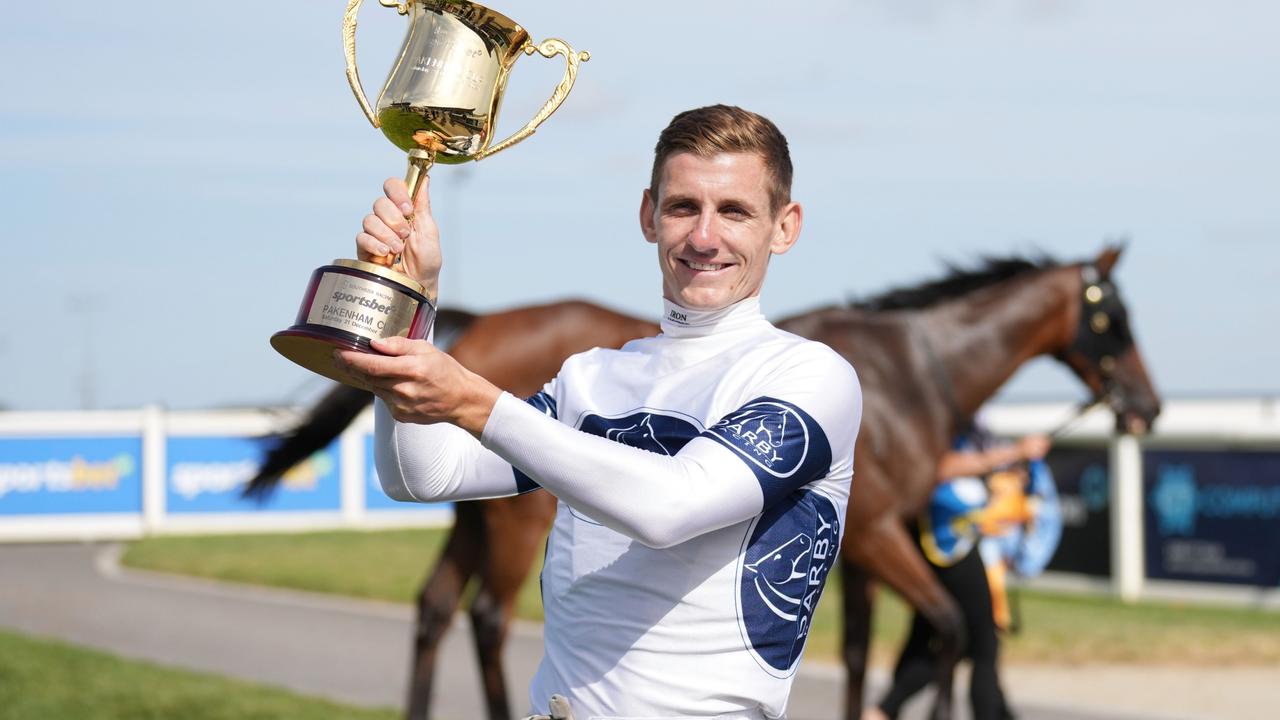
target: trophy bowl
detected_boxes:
[272,0,588,389]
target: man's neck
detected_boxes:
[659,297,765,338]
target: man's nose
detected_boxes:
[687,212,717,253]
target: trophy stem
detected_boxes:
[375,148,437,272]
[405,148,436,215]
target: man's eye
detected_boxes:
[666,202,697,215]
[722,206,749,218]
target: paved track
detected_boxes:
[0,543,1216,720]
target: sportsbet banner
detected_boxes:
[166,436,341,513]
[0,436,143,515]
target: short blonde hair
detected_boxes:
[650,105,794,214]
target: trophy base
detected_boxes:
[272,259,435,391]
[271,326,378,391]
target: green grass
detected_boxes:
[122,529,448,603]
[122,528,1280,666]
[0,627,398,720]
[997,589,1280,665]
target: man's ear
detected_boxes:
[769,201,803,255]
[639,188,658,244]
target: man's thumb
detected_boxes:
[414,175,432,216]
[370,335,415,356]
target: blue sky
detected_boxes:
[4,1,1277,410]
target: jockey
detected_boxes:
[337,105,862,720]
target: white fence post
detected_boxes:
[340,422,365,526]
[1109,433,1145,602]
[141,404,167,534]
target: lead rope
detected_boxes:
[1044,395,1109,440]
[1003,392,1108,637]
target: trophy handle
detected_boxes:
[344,0,411,129]
[474,39,591,161]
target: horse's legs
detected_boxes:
[840,559,875,720]
[469,582,513,720]
[469,492,558,720]
[846,516,966,720]
[406,503,484,720]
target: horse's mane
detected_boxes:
[850,254,1061,311]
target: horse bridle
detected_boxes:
[1047,264,1137,437]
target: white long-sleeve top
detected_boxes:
[375,296,862,720]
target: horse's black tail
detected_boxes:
[242,307,478,500]
[242,383,372,500]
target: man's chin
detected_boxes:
[674,291,740,312]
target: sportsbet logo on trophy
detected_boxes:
[271,0,589,389]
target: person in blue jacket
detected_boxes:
[867,425,1053,720]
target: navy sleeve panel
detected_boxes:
[702,396,833,507]
[512,391,556,493]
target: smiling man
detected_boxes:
[338,105,862,720]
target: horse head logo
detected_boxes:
[752,411,788,450]
[605,414,673,456]
[709,399,815,478]
[744,533,812,622]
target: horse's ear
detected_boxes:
[1095,237,1129,278]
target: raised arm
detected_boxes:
[341,177,511,501]
[936,434,1051,481]
[480,346,861,548]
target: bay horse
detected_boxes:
[247,245,1160,720]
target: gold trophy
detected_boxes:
[272,0,589,389]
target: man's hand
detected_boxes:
[1017,434,1052,462]
[334,336,502,437]
[356,177,442,301]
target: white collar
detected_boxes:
[659,296,767,338]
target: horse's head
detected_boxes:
[1056,243,1162,434]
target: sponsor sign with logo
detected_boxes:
[0,437,143,515]
[166,436,341,513]
[1145,448,1280,587]
[1042,446,1112,578]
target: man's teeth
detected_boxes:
[686,260,725,271]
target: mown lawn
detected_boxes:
[0,628,399,720]
[122,528,1280,666]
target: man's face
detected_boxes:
[640,152,802,311]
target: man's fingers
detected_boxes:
[335,347,411,381]
[362,213,404,254]
[372,197,410,246]
[369,335,421,357]
[384,177,413,216]
[355,232,392,260]
[336,338,432,373]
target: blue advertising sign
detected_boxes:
[364,434,450,513]
[166,436,341,514]
[0,436,143,515]
[1145,448,1280,587]
[1042,446,1112,578]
